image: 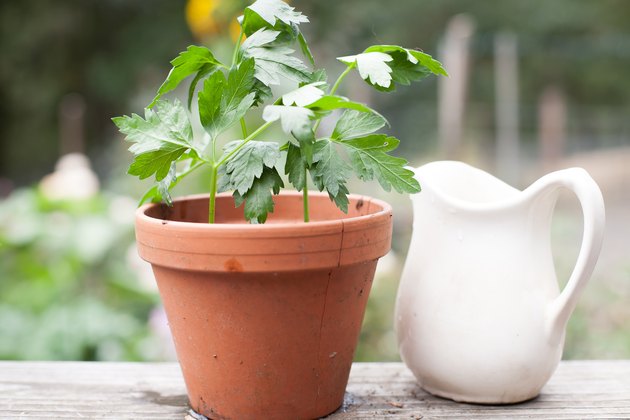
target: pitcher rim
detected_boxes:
[412,161,525,212]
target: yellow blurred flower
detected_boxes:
[229,19,243,42]
[186,0,219,39]
[186,0,292,41]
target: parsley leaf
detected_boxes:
[310,140,351,212]
[307,95,378,115]
[339,134,420,193]
[233,167,284,223]
[243,0,309,35]
[332,109,388,140]
[306,68,328,87]
[139,162,177,206]
[298,33,315,67]
[241,0,314,66]
[284,142,306,191]
[127,147,185,182]
[365,45,448,78]
[338,52,393,88]
[338,45,446,91]
[282,82,326,107]
[262,104,315,163]
[112,99,198,182]
[198,58,257,140]
[240,28,311,87]
[149,46,222,108]
[262,105,314,137]
[219,140,281,195]
[252,79,273,106]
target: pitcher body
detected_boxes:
[396,161,605,403]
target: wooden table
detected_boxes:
[1,361,629,419]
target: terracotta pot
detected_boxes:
[135,191,392,419]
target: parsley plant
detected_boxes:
[113,0,447,224]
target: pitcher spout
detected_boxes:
[411,161,521,211]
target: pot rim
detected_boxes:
[135,191,394,271]
[136,190,392,234]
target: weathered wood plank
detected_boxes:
[333,361,630,419]
[0,361,629,419]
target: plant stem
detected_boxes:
[240,118,248,138]
[169,160,204,188]
[208,164,218,224]
[302,165,310,222]
[232,29,244,67]
[216,120,274,167]
[207,120,274,223]
[301,65,355,222]
[312,65,354,134]
[330,64,354,96]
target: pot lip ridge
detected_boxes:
[136,191,393,235]
[135,191,394,271]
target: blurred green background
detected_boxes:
[0,0,628,362]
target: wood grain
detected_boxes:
[0,361,629,419]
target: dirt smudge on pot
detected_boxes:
[224,258,243,272]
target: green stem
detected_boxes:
[312,65,354,134]
[208,164,218,224]
[330,64,354,96]
[208,120,274,223]
[240,118,248,138]
[301,65,355,222]
[232,29,244,67]
[216,120,274,167]
[302,165,310,223]
[171,161,204,187]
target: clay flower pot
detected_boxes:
[135,191,392,419]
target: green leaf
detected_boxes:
[338,52,393,88]
[220,140,281,194]
[127,145,186,181]
[198,59,257,139]
[233,167,284,223]
[339,134,420,193]
[241,29,311,86]
[284,143,306,191]
[252,79,273,106]
[242,0,308,36]
[262,104,315,163]
[113,99,197,182]
[262,105,314,136]
[307,95,376,114]
[332,109,388,140]
[138,162,178,206]
[310,140,351,212]
[298,32,315,67]
[241,0,316,68]
[338,45,446,92]
[328,184,350,213]
[149,46,222,108]
[187,65,216,109]
[247,0,309,28]
[282,82,326,107]
[138,160,204,206]
[138,185,161,206]
[304,68,328,88]
[365,45,448,77]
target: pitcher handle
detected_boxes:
[542,168,606,344]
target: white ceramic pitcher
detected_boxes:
[395,161,605,404]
